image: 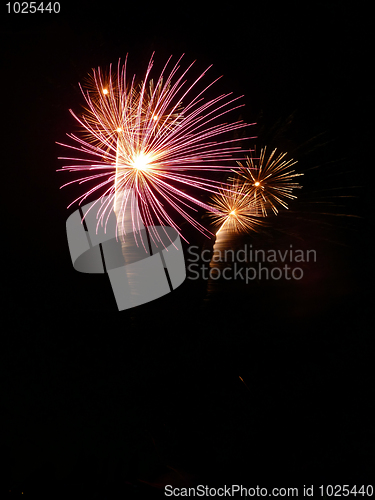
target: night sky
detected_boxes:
[1,3,373,498]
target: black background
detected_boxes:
[1,2,373,498]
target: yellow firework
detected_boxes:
[236,147,303,216]
[208,178,265,234]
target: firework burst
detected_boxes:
[57,54,255,247]
[235,146,303,216]
[207,178,265,234]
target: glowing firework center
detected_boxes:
[66,192,186,311]
[114,137,159,246]
[131,152,151,170]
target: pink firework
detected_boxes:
[57,54,255,246]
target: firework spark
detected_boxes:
[235,146,303,216]
[57,54,255,247]
[207,178,265,234]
